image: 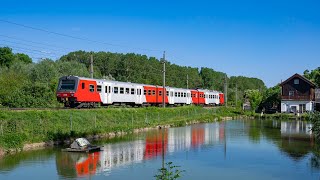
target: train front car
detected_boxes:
[56,76,79,107]
[57,76,102,108]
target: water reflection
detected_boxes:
[1,120,319,180]
[55,123,226,178]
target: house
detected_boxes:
[280,73,316,113]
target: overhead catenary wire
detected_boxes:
[0,39,69,54]
[0,19,163,53]
[0,34,74,52]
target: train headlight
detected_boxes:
[71,93,74,97]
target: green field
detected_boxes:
[0,106,243,150]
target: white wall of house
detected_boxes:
[281,100,314,113]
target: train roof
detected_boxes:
[61,75,222,93]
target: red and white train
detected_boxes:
[56,76,224,108]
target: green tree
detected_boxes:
[259,85,281,112]
[15,53,32,64]
[0,47,15,67]
[303,67,320,87]
[244,89,263,112]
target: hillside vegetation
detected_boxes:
[0,47,266,108]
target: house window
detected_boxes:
[294,79,299,85]
[114,87,118,94]
[89,85,94,92]
[97,85,102,92]
[289,91,294,96]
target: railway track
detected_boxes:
[1,105,220,111]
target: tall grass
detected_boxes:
[0,106,241,149]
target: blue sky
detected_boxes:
[0,0,319,87]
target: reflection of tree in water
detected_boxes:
[248,120,261,143]
[310,143,320,170]
[279,137,313,161]
[0,149,55,173]
[259,120,315,161]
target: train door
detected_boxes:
[97,81,105,104]
[105,83,113,105]
[169,88,175,105]
[136,85,143,105]
[186,90,191,105]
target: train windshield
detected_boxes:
[59,80,76,90]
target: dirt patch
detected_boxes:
[23,142,54,151]
[0,148,4,157]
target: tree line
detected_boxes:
[0,46,266,108]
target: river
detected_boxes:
[0,119,319,179]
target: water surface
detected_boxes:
[0,119,319,179]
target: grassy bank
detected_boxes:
[0,106,242,150]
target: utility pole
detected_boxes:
[235,83,238,108]
[162,51,166,108]
[224,75,228,107]
[187,74,189,89]
[90,54,94,78]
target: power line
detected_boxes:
[0,43,62,56]
[0,39,68,54]
[0,34,73,51]
[0,19,163,52]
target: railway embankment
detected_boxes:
[0,106,265,155]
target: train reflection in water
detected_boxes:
[56,123,226,178]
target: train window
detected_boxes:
[148,90,151,95]
[120,87,124,94]
[97,85,102,92]
[82,83,85,89]
[114,87,118,94]
[109,86,111,93]
[131,88,135,95]
[144,90,147,95]
[89,85,94,92]
[152,90,155,96]
[166,91,169,96]
[159,90,162,96]
[137,89,141,95]
[105,86,108,93]
[126,88,130,94]
[184,93,186,97]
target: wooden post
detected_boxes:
[0,122,3,136]
[70,113,73,131]
[132,113,134,127]
[145,112,148,124]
